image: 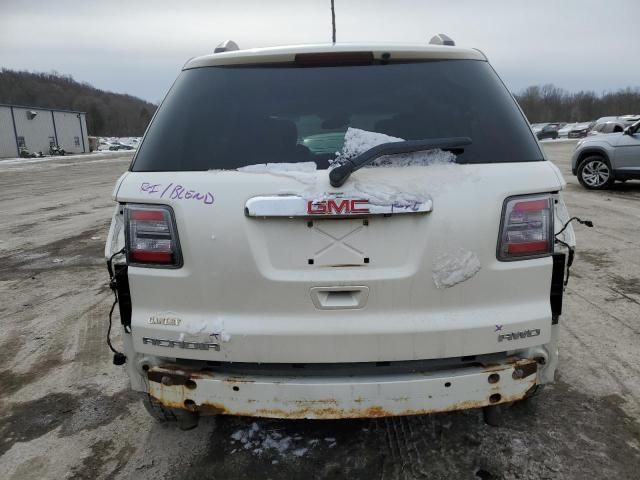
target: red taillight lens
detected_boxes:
[498,195,553,260]
[125,204,181,267]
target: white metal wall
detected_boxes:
[53,111,87,154]
[0,107,18,158]
[80,113,89,153]
[0,106,89,158]
[13,107,57,155]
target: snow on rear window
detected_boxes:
[237,162,318,184]
[238,128,467,208]
[333,128,457,168]
[338,128,403,159]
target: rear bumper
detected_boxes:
[146,357,538,419]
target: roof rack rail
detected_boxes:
[214,40,240,54]
[429,34,455,46]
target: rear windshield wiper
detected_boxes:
[329,137,472,187]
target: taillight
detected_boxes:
[498,195,553,261]
[124,204,182,267]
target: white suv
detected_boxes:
[105,41,576,428]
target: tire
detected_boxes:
[142,394,178,423]
[142,394,200,429]
[577,156,613,190]
[523,383,544,399]
[482,405,502,426]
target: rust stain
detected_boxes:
[293,398,339,406]
[515,361,538,379]
[149,387,533,419]
[223,377,256,384]
[482,358,537,374]
[147,358,538,420]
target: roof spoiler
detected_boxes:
[429,34,455,46]
[214,40,240,54]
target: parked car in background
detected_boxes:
[558,123,577,137]
[595,116,618,124]
[536,123,561,140]
[109,142,135,151]
[619,114,640,123]
[530,123,548,134]
[568,122,595,138]
[588,121,626,136]
[572,119,640,189]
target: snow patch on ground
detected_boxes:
[432,248,481,289]
[237,162,318,185]
[96,136,141,151]
[229,422,336,458]
[0,150,129,166]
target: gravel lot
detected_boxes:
[1,142,639,480]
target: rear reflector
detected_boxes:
[294,52,374,66]
[498,195,553,260]
[125,204,182,267]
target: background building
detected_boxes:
[0,104,89,158]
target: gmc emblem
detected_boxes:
[307,199,369,215]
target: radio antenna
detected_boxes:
[331,0,336,43]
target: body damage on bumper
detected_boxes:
[145,358,538,419]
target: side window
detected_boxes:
[613,125,623,133]
[17,136,26,147]
[593,123,604,132]
[74,136,80,146]
[601,124,613,134]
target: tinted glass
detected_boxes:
[132,60,543,172]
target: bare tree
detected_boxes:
[0,68,157,136]
[514,84,640,123]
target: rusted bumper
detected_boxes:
[147,358,538,419]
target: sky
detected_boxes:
[1,0,639,104]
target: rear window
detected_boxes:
[132,60,543,172]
